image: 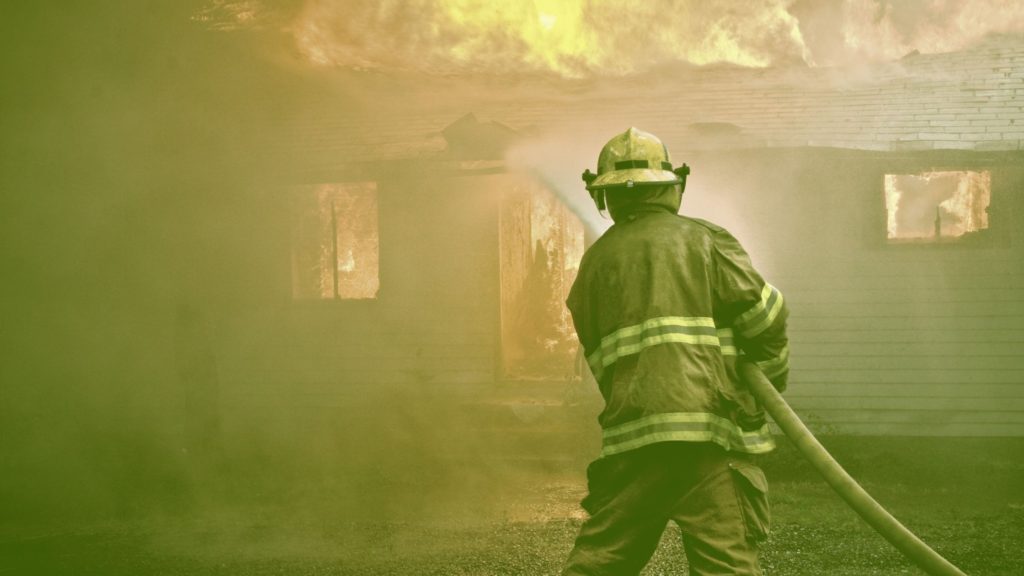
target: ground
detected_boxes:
[2,437,1021,575]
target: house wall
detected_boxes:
[685,148,1024,435]
[244,148,1024,438]
[215,166,508,402]
[216,146,1023,447]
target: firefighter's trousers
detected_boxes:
[562,441,770,576]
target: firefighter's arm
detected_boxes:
[565,268,596,363]
[712,229,790,392]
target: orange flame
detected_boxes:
[884,171,990,241]
[290,0,811,76]
[196,1,1024,76]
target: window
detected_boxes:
[499,180,584,379]
[884,171,990,243]
[291,182,379,300]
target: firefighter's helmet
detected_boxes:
[582,127,689,191]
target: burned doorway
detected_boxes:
[499,179,584,380]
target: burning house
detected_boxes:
[242,32,1024,444]
[5,3,1024,532]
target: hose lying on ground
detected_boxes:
[739,362,968,576]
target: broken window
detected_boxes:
[499,180,584,380]
[884,171,990,243]
[291,182,379,300]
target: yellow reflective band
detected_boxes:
[586,316,720,381]
[754,345,790,379]
[603,411,717,437]
[601,412,776,456]
[734,284,784,339]
[717,327,737,357]
[734,284,773,327]
[602,316,716,343]
[603,333,720,360]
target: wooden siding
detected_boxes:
[690,148,1024,436]
[234,149,1024,437]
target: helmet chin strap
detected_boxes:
[595,190,610,219]
[582,169,610,218]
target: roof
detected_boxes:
[282,33,1024,175]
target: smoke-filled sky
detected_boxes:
[195,0,1024,75]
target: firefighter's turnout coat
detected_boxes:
[567,206,789,457]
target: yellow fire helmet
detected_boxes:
[582,127,690,191]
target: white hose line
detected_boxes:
[739,362,968,576]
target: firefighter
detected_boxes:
[562,128,790,576]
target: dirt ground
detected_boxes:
[2,437,1022,575]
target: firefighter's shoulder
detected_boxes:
[677,215,726,235]
[675,216,750,254]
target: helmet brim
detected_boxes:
[586,168,681,191]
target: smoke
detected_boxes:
[790,0,1024,67]
[6,2,1018,568]
[505,134,613,239]
[189,0,313,32]
[198,0,1024,76]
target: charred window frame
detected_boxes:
[290,182,380,300]
[879,169,999,248]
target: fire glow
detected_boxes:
[197,1,1024,77]
[499,180,584,378]
[291,183,380,299]
[884,171,990,241]
[291,0,807,76]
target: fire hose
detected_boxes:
[739,363,968,576]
